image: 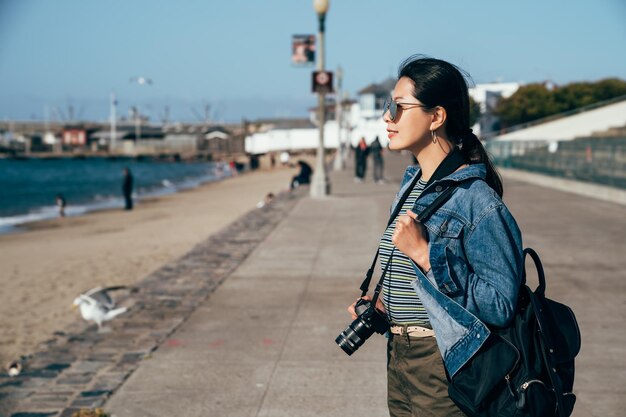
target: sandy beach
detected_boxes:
[0,166,296,367]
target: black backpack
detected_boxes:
[447,248,581,417]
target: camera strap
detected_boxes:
[359,149,466,298]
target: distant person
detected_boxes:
[122,167,133,210]
[270,153,276,168]
[55,194,66,217]
[370,135,385,184]
[215,159,226,177]
[280,151,290,166]
[354,137,370,182]
[249,154,260,170]
[290,160,313,190]
[228,160,238,176]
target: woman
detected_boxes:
[347,56,524,417]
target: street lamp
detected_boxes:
[310,0,330,197]
[333,65,344,171]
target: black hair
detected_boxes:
[398,55,503,197]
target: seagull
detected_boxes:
[72,286,130,330]
[7,360,22,377]
[129,76,153,85]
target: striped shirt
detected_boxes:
[379,177,431,326]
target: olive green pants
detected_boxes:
[387,334,465,417]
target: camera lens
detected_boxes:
[335,315,376,355]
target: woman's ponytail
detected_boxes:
[459,129,503,198]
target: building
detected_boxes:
[468,82,520,136]
[356,78,395,121]
[62,127,87,146]
[204,126,245,157]
[87,123,244,158]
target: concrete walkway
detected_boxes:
[106,152,626,417]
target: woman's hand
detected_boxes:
[347,295,385,320]
[392,209,431,272]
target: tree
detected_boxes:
[494,78,626,128]
[495,84,560,127]
[469,96,481,127]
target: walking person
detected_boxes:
[122,167,133,210]
[354,137,369,182]
[370,135,385,184]
[346,56,524,417]
[55,194,66,217]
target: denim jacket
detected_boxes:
[390,163,524,377]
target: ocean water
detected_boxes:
[0,158,229,233]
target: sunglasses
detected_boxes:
[383,97,427,122]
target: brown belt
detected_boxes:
[390,325,435,338]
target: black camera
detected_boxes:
[335,298,389,355]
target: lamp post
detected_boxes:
[333,65,344,171]
[310,0,330,197]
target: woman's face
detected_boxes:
[384,77,433,153]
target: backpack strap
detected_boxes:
[358,172,420,295]
[524,247,569,417]
[522,248,546,297]
[368,184,459,306]
[359,149,466,296]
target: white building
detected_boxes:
[468,82,520,136]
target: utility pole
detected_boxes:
[110,91,117,153]
[310,0,331,197]
[333,65,344,171]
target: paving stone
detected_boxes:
[25,394,69,405]
[17,398,66,410]
[69,362,108,374]
[69,396,106,408]
[0,378,24,389]
[20,370,62,379]
[88,372,131,392]
[43,364,71,373]
[30,390,74,396]
[0,389,33,399]
[58,408,82,417]
[15,378,50,389]
[55,373,94,385]
[84,353,116,362]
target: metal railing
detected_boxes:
[486,137,626,189]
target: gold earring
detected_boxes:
[431,130,438,144]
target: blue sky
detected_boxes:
[0,0,624,123]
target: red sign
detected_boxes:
[312,71,333,94]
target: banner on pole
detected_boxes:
[291,34,315,66]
